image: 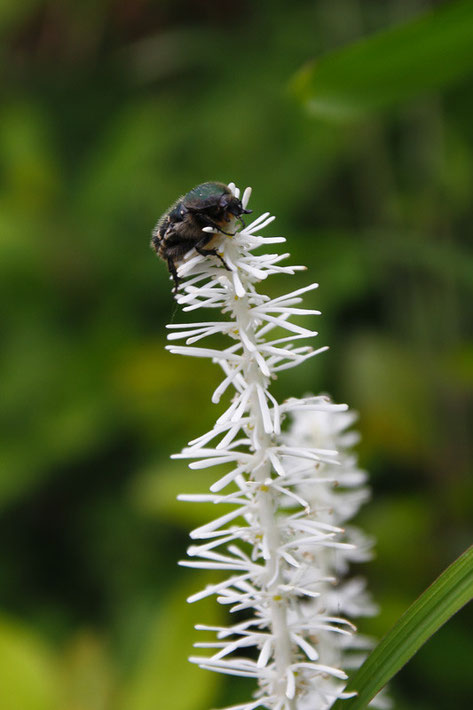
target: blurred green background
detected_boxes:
[1,1,472,708]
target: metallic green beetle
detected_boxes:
[151,182,251,293]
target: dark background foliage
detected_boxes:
[0,1,472,708]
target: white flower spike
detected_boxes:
[166,183,383,710]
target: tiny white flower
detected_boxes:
[166,184,383,709]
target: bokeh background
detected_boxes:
[1,1,472,709]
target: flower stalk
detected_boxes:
[166,184,380,710]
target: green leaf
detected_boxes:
[331,545,473,710]
[292,0,473,121]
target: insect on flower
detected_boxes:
[164,183,386,710]
[151,181,252,293]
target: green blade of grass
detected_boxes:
[331,545,473,710]
[292,0,473,121]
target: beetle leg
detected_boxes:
[195,241,230,271]
[199,215,237,236]
[167,258,180,293]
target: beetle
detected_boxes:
[151,181,251,292]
